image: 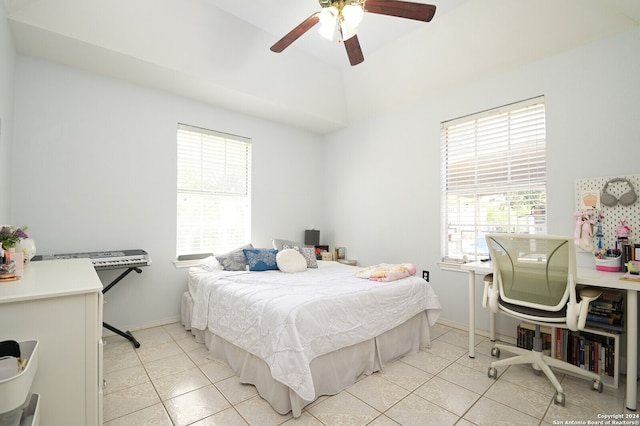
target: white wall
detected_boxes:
[321,27,640,337]
[0,4,15,219]
[11,57,324,329]
[7,24,640,341]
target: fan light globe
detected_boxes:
[318,23,335,40]
[340,20,357,40]
[318,6,338,40]
[342,4,364,27]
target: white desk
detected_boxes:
[461,261,637,411]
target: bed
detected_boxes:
[181,253,441,417]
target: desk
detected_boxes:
[461,261,638,411]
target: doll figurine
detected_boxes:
[574,210,595,251]
[616,220,631,240]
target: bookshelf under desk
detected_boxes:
[517,322,621,389]
[461,261,637,411]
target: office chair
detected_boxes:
[484,234,604,406]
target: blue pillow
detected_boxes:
[243,249,279,271]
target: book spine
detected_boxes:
[623,243,633,268]
[586,313,622,325]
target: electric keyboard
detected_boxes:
[32,249,151,348]
[34,249,152,270]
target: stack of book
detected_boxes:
[516,322,552,355]
[585,290,624,333]
[621,242,640,268]
[516,322,618,377]
[554,329,616,376]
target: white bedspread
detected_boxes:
[190,261,441,401]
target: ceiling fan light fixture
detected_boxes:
[271,0,436,66]
[318,7,338,40]
[318,23,336,40]
[342,4,364,28]
[319,6,339,22]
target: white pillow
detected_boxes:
[198,256,223,271]
[276,249,307,273]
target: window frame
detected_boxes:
[176,123,252,259]
[440,96,547,263]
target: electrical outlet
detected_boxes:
[422,270,429,282]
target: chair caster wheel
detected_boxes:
[553,390,566,406]
[490,347,500,358]
[488,367,498,379]
[592,380,603,393]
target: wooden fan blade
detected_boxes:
[364,0,436,22]
[344,35,364,66]
[270,13,321,53]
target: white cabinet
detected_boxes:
[0,259,103,426]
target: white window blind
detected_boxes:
[441,96,547,262]
[177,124,251,257]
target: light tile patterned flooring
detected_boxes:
[103,322,637,425]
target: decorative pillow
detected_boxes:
[276,249,307,273]
[215,244,254,271]
[272,238,304,251]
[300,247,318,268]
[282,244,318,268]
[243,248,279,271]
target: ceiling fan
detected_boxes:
[270,0,436,66]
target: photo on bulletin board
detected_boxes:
[579,191,601,210]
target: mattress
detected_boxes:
[183,260,441,414]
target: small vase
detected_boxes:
[8,248,24,272]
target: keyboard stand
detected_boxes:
[102,266,142,348]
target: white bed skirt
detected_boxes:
[181,291,432,417]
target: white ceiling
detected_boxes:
[4,0,640,134]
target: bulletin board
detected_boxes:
[574,174,640,251]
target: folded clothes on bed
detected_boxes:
[355,263,417,282]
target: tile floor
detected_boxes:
[103,322,637,425]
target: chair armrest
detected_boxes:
[482,273,499,313]
[577,287,603,330]
[482,274,493,309]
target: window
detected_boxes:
[176,124,251,257]
[441,97,547,262]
